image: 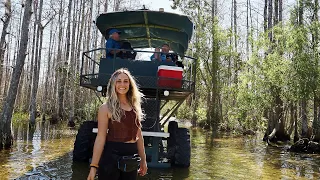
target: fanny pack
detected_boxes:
[111,153,141,172]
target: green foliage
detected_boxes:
[77,98,102,122]
[175,102,193,120]
[11,112,41,126]
[12,112,29,123]
[171,0,320,136]
[234,19,320,132]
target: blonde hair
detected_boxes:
[106,68,144,123]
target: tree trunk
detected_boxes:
[191,1,202,127]
[265,90,289,142]
[24,2,38,113]
[13,6,24,110]
[313,95,319,139]
[246,0,249,59]
[275,92,286,139]
[82,0,93,120]
[114,0,121,11]
[65,0,72,124]
[268,0,273,41]
[233,0,239,94]
[47,22,58,116]
[82,2,90,120]
[191,84,199,126]
[233,0,237,51]
[298,0,303,26]
[264,0,268,33]
[298,0,304,25]
[231,0,234,48]
[263,108,272,141]
[274,0,278,25]
[74,0,85,121]
[313,0,320,142]
[100,0,109,48]
[288,103,295,136]
[0,0,12,90]
[41,16,54,116]
[316,106,320,142]
[30,0,44,124]
[16,45,28,112]
[210,0,219,131]
[294,103,299,142]
[264,0,288,143]
[0,0,32,149]
[2,42,11,97]
[51,0,66,117]
[279,0,283,22]
[301,99,308,137]
[68,0,78,124]
[297,0,307,139]
[249,0,254,53]
[56,0,65,120]
[205,90,211,129]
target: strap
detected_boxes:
[90,163,99,169]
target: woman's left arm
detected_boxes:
[137,128,147,176]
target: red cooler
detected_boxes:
[157,65,183,88]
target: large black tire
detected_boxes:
[168,121,178,139]
[174,128,191,167]
[168,125,191,168]
[167,121,178,158]
[73,121,98,162]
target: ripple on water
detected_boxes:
[1,125,320,179]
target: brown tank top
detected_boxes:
[107,110,141,142]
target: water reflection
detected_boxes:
[0,122,320,179]
[186,129,320,180]
[0,121,77,179]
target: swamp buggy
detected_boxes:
[73,9,196,168]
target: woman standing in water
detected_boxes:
[87,68,147,180]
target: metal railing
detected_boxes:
[80,48,197,92]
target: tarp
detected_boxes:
[96,10,194,55]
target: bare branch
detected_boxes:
[43,14,56,28]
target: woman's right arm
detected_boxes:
[87,104,110,180]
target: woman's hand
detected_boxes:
[138,160,148,176]
[87,167,97,180]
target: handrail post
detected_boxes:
[80,51,85,84]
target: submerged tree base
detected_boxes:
[67,117,75,128]
[0,134,13,150]
[4,135,13,149]
[289,138,320,153]
[263,129,290,143]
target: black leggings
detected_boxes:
[98,141,138,180]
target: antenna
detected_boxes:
[140,5,148,10]
[143,5,146,9]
